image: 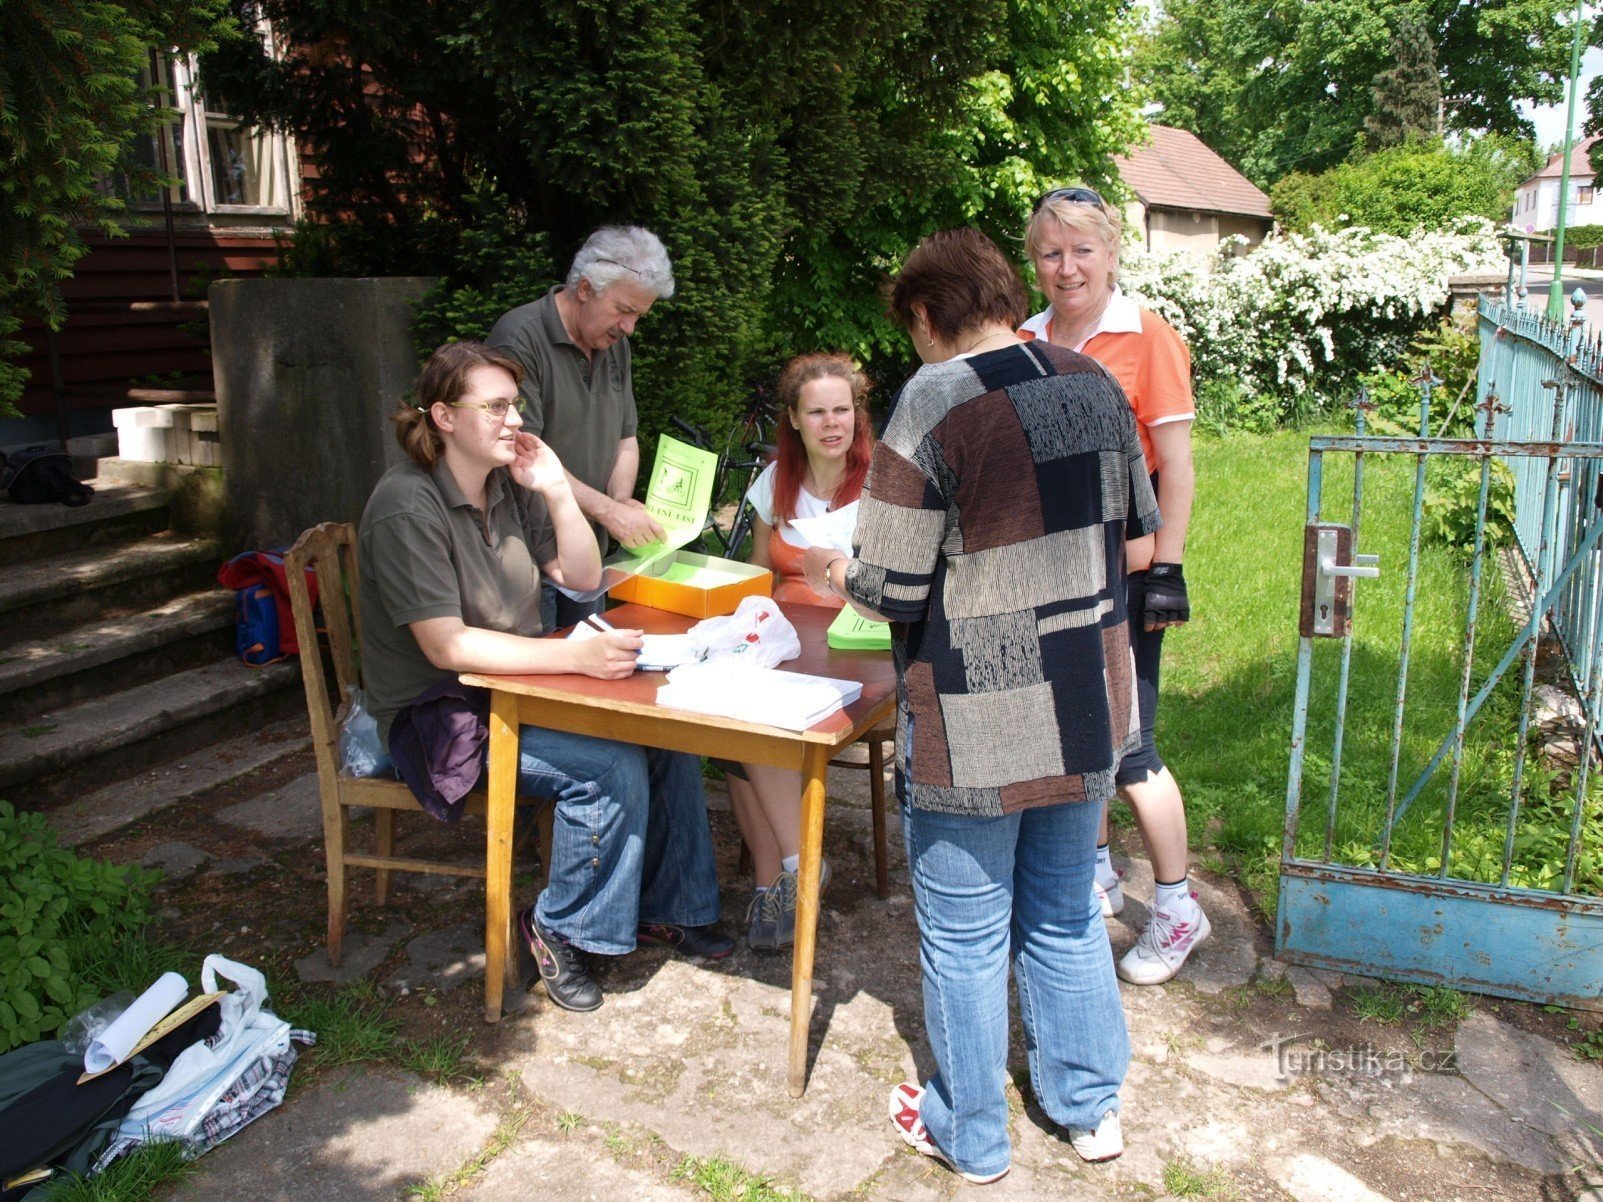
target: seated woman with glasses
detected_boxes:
[1021,186,1206,987]
[357,340,729,1015]
[722,353,874,951]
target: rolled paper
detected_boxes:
[82,971,189,1074]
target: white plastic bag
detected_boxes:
[685,595,800,669]
[112,955,294,1144]
[339,685,383,776]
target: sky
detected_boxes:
[1520,46,1603,153]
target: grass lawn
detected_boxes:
[1157,428,1601,915]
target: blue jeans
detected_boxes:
[902,796,1129,1177]
[513,725,720,955]
[539,579,607,634]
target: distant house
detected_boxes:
[1513,136,1600,234]
[10,46,304,441]
[1114,125,1273,255]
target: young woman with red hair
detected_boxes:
[727,352,873,949]
[747,353,873,604]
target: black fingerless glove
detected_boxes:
[1141,562,1190,627]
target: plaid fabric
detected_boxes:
[844,341,1159,817]
[90,1030,315,1174]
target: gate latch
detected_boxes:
[1300,523,1380,638]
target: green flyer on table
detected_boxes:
[827,606,892,650]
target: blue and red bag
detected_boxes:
[217,549,317,662]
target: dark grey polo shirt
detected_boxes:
[357,460,558,746]
[486,288,637,552]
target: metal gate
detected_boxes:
[1276,289,1603,1010]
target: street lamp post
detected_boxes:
[1549,0,1590,320]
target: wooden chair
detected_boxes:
[285,522,552,982]
[830,721,895,898]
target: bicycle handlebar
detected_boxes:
[669,416,711,448]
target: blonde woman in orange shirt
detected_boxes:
[1022,187,1207,986]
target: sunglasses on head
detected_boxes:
[1034,186,1105,213]
[595,257,645,278]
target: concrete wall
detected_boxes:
[211,276,437,548]
[1149,208,1224,256]
[1135,208,1272,257]
[1215,213,1272,250]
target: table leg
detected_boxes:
[484,690,519,1023]
[788,742,831,1097]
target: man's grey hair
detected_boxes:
[567,225,676,299]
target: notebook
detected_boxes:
[564,622,700,671]
[827,606,892,650]
[656,663,863,731]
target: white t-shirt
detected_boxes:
[745,462,860,548]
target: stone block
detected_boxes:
[142,840,209,885]
[210,276,438,547]
[217,772,322,840]
[166,1067,498,1202]
[386,920,485,994]
[295,920,412,985]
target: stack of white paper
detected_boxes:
[637,633,700,671]
[787,511,857,554]
[83,971,189,1073]
[657,663,863,731]
[565,623,701,671]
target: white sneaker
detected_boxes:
[1117,895,1210,985]
[887,1082,1010,1184]
[1068,1110,1124,1162]
[1095,872,1125,918]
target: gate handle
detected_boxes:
[1320,550,1380,579]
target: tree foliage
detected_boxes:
[1364,17,1441,150]
[202,0,1143,443]
[0,0,234,417]
[1135,0,1570,187]
[1271,137,1541,236]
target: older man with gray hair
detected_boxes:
[488,225,676,629]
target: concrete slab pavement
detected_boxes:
[73,747,1601,1201]
[166,1068,501,1201]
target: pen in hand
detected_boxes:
[577,612,642,679]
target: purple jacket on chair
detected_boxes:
[388,678,491,823]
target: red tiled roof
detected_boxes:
[1114,125,1272,219]
[1526,135,1599,184]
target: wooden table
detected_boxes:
[460,601,897,1096]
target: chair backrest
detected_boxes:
[286,522,363,782]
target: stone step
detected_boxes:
[0,590,236,724]
[49,714,311,847]
[0,655,304,806]
[0,533,220,643]
[0,483,172,567]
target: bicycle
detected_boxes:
[668,389,777,559]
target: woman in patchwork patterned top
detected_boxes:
[1022,187,1208,989]
[802,228,1159,1181]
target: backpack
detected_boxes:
[234,584,284,666]
[0,446,94,507]
[217,549,319,663]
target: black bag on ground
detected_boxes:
[0,1002,221,1200]
[0,446,93,507]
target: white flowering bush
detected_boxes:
[1119,217,1504,423]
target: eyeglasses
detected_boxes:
[595,257,645,278]
[1034,186,1105,213]
[448,399,514,420]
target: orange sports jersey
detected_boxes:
[1019,305,1193,472]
